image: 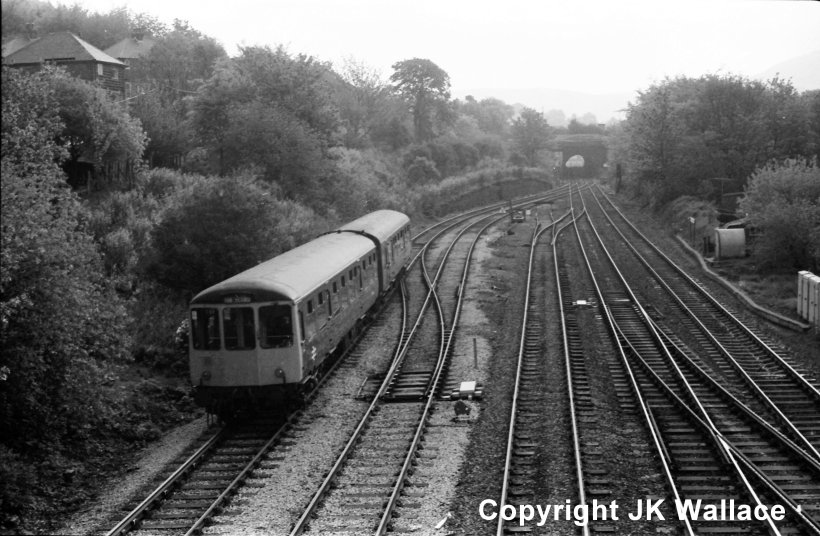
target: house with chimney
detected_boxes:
[3,30,126,97]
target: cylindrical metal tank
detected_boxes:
[714,228,746,259]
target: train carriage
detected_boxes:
[334,210,412,293]
[188,210,410,416]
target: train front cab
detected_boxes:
[189,297,303,414]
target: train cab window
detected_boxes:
[318,292,324,305]
[191,308,220,350]
[332,282,338,294]
[307,300,314,314]
[223,307,255,350]
[259,304,293,348]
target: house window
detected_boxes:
[112,69,119,80]
[97,64,103,76]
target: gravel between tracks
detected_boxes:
[199,304,402,536]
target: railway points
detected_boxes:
[102,182,819,536]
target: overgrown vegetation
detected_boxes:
[739,158,820,271]
[4,1,817,530]
[612,74,820,272]
[0,2,560,530]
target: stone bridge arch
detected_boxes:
[550,134,608,179]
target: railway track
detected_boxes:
[105,185,571,536]
[586,186,820,459]
[493,187,676,535]
[571,186,820,534]
[105,287,408,536]
[494,210,581,535]
[289,192,548,534]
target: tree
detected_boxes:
[801,90,820,164]
[335,58,392,148]
[1,66,130,458]
[39,67,147,188]
[459,96,514,137]
[621,74,812,206]
[390,58,452,142]
[1,0,165,49]
[510,107,552,165]
[147,174,317,295]
[128,20,227,168]
[739,158,820,271]
[189,46,340,203]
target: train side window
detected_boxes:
[222,307,255,350]
[191,308,220,350]
[318,292,324,305]
[333,282,338,293]
[307,299,314,314]
[299,311,306,341]
[259,304,293,348]
[341,275,346,287]
[327,290,332,316]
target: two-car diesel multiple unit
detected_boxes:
[188,210,411,415]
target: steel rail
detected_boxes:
[292,204,510,535]
[594,186,820,402]
[566,191,696,536]
[554,191,590,536]
[183,413,298,536]
[105,429,226,536]
[651,321,820,475]
[586,187,820,459]
[494,208,572,536]
[110,281,398,536]
[614,321,820,533]
[411,183,571,243]
[183,284,410,536]
[287,278,410,536]
[577,190,794,535]
[380,209,522,535]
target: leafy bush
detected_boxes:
[147,173,319,294]
[739,158,820,271]
[328,147,414,218]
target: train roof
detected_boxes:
[191,232,375,305]
[335,210,409,243]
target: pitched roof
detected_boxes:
[1,36,37,58]
[3,31,125,66]
[104,34,156,60]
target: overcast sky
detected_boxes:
[64,0,819,96]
